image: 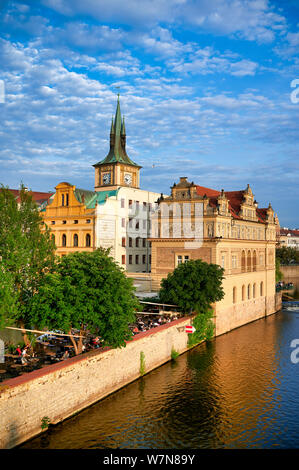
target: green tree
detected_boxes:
[159,259,224,314]
[0,263,17,330]
[29,249,140,354]
[159,259,224,345]
[275,258,283,283]
[0,185,56,341]
[276,247,299,265]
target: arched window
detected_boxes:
[62,194,65,206]
[73,234,78,247]
[253,283,256,298]
[247,250,251,272]
[241,250,246,273]
[248,284,251,299]
[86,233,91,247]
[233,287,237,304]
[260,281,264,296]
[242,285,245,301]
[62,234,66,247]
[253,250,257,272]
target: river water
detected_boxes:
[21,308,299,449]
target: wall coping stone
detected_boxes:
[2,315,191,389]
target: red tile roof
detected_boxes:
[195,184,268,223]
[280,228,299,237]
[8,189,53,206]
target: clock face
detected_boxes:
[103,172,111,185]
[124,173,132,185]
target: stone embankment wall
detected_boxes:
[0,317,192,449]
[281,265,299,288]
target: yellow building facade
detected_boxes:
[150,177,280,335]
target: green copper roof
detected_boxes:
[74,188,119,208]
[93,97,141,168]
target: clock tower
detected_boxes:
[93,96,142,191]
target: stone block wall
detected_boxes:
[0,317,192,449]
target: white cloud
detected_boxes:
[42,0,287,43]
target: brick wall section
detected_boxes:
[0,317,193,449]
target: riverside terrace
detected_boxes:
[0,305,184,383]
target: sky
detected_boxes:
[0,0,298,227]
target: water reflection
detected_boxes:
[21,311,299,449]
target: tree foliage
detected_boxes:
[159,259,224,347]
[0,263,17,329]
[29,249,140,353]
[159,259,224,314]
[0,185,56,334]
[276,247,299,265]
[275,258,283,283]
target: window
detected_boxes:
[143,202,147,210]
[136,219,139,230]
[122,255,126,264]
[86,234,91,247]
[129,199,132,207]
[135,255,139,264]
[136,201,139,211]
[136,237,139,247]
[247,251,251,272]
[62,234,67,247]
[62,194,64,206]
[129,255,132,264]
[122,218,125,228]
[129,237,132,247]
[86,219,91,224]
[233,287,237,304]
[74,220,78,224]
[73,234,78,247]
[260,281,264,296]
[142,255,146,264]
[242,285,245,301]
[253,251,257,271]
[241,250,246,272]
[129,218,133,228]
[247,284,251,299]
[121,198,125,209]
[142,238,146,248]
[62,220,67,225]
[122,237,126,247]
[177,255,189,266]
[253,283,256,298]
[66,194,69,206]
[221,254,225,268]
[51,221,55,225]
[232,255,237,269]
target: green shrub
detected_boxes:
[139,351,146,376]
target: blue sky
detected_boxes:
[0,0,298,227]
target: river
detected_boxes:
[21,308,299,449]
